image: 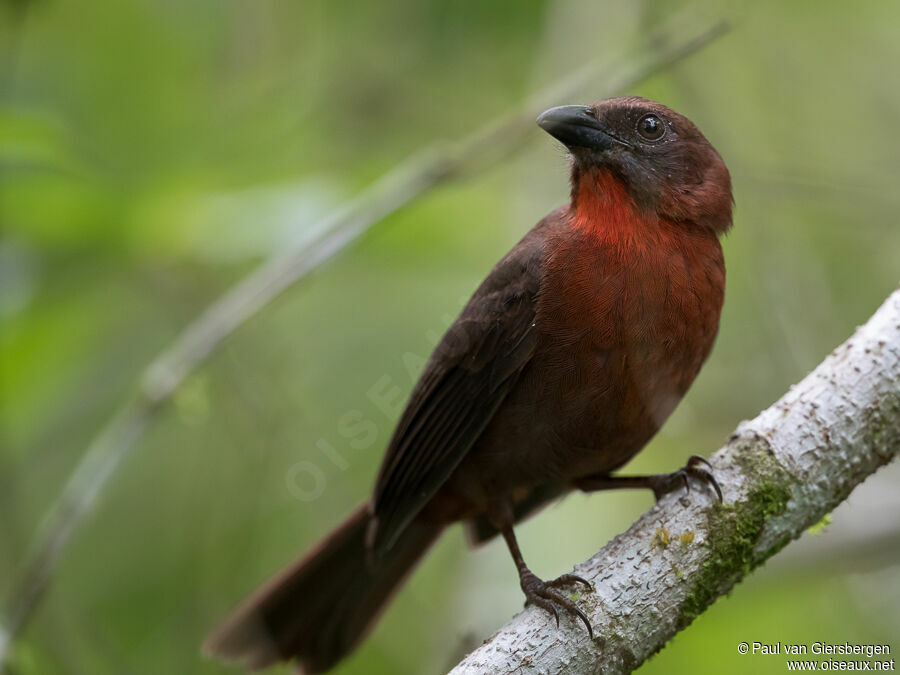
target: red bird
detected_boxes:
[204,96,733,672]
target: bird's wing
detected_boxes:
[369,212,562,554]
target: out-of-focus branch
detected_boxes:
[450,287,900,675]
[0,14,730,666]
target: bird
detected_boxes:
[203,96,733,673]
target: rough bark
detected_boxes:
[450,286,900,675]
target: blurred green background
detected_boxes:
[1,0,899,673]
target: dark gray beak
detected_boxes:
[536,105,620,151]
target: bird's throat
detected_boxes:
[571,169,652,245]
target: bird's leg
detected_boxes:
[574,455,723,502]
[491,503,594,638]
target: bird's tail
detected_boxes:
[203,504,442,673]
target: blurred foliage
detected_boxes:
[1,0,899,673]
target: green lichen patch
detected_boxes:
[808,513,832,535]
[677,437,796,629]
[653,528,672,549]
[654,527,695,551]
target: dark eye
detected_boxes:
[636,113,665,141]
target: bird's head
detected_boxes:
[537,96,732,234]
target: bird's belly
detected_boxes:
[546,341,688,473]
[446,317,712,510]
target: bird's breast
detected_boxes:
[530,219,725,477]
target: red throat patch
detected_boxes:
[571,169,652,248]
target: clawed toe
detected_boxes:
[547,573,593,591]
[685,455,723,502]
[521,572,594,638]
[652,455,723,503]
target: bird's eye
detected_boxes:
[636,113,666,141]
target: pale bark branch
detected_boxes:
[0,14,730,666]
[450,287,900,675]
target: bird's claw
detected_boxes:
[547,573,593,591]
[652,455,723,503]
[520,570,594,638]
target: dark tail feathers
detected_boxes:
[203,505,441,673]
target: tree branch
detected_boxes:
[0,14,730,665]
[450,287,900,674]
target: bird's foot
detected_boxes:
[519,569,593,638]
[650,455,722,502]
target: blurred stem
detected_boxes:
[0,13,729,666]
[1,0,30,98]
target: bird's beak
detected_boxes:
[536,105,621,151]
